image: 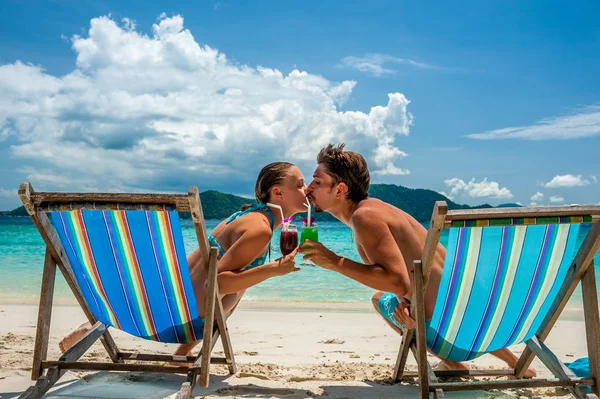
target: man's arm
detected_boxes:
[344,210,411,295]
[299,210,411,296]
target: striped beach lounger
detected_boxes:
[17,183,236,399]
[49,209,203,344]
[392,201,600,399]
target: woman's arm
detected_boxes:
[214,220,298,294]
[215,226,273,273]
[217,249,298,295]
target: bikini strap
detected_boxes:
[225,203,275,263]
[226,203,275,231]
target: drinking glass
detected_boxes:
[279,224,298,256]
[300,223,318,247]
[299,221,318,266]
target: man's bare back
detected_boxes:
[350,197,445,320]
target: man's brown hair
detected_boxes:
[317,143,370,203]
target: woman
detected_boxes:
[59,162,307,354]
[174,161,307,355]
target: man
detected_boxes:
[299,143,535,375]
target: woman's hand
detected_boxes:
[273,247,300,276]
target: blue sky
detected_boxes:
[0,0,598,210]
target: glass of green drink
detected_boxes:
[300,218,318,248]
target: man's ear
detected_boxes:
[336,182,349,199]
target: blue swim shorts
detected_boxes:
[377,292,430,330]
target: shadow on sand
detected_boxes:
[2,371,520,399]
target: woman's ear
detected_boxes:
[270,185,283,201]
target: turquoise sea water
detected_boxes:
[0,217,597,309]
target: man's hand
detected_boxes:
[297,240,341,271]
[393,296,415,329]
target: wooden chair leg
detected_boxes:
[19,322,106,399]
[31,249,56,380]
[409,343,441,399]
[19,367,63,399]
[526,336,584,398]
[582,262,600,397]
[393,328,414,382]
[426,360,444,399]
[433,388,445,399]
[59,322,107,362]
[214,294,236,374]
[413,260,431,399]
[175,374,196,399]
[199,248,219,388]
[177,355,200,399]
[177,330,225,399]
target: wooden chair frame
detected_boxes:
[17,183,236,399]
[392,201,600,399]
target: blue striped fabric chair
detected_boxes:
[17,183,235,399]
[49,208,204,344]
[393,201,600,399]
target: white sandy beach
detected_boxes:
[0,299,591,399]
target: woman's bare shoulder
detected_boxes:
[231,211,273,237]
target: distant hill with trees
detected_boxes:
[1,184,520,222]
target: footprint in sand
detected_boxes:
[287,376,322,383]
[319,339,345,344]
[237,372,270,380]
[234,350,259,356]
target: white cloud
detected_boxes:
[466,106,600,140]
[0,188,17,198]
[592,175,598,183]
[16,166,102,191]
[439,191,454,200]
[121,17,136,31]
[443,177,513,200]
[544,174,591,188]
[530,201,538,206]
[328,80,357,107]
[372,164,410,176]
[0,15,414,192]
[339,53,439,77]
[549,196,564,203]
[530,191,544,201]
[0,118,14,141]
